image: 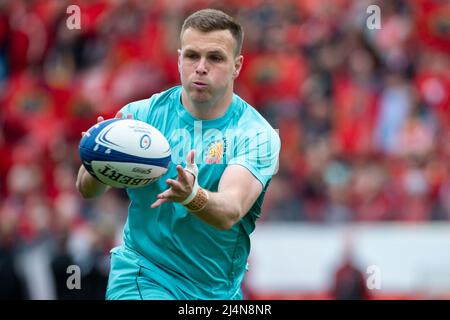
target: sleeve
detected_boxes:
[118,95,159,121]
[228,126,281,188]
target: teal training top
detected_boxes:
[114,85,280,299]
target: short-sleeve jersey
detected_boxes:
[115,85,280,299]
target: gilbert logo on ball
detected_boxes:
[79,118,171,188]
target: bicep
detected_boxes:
[218,164,263,217]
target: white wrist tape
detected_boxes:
[181,158,199,205]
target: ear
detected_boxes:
[233,55,244,79]
[177,49,182,73]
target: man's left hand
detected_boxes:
[150,150,196,209]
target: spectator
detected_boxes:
[0,212,28,299]
[331,236,370,300]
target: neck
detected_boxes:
[181,88,233,120]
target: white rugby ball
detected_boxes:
[79,118,171,188]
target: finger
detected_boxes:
[176,165,188,183]
[166,178,184,192]
[187,150,196,165]
[157,188,176,200]
[115,111,123,119]
[126,113,133,119]
[151,198,168,209]
[97,116,104,123]
[81,131,86,137]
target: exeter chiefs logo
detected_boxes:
[205,138,226,164]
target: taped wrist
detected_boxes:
[184,187,209,212]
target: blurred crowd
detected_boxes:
[0,0,449,299]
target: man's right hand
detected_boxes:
[81,112,132,137]
[76,111,133,198]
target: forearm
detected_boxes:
[152,153,262,231]
[187,189,243,231]
[76,165,109,199]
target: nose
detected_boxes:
[195,58,208,76]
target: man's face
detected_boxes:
[178,28,242,104]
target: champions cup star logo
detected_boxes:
[205,139,225,164]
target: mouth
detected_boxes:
[192,81,208,89]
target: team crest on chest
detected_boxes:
[205,138,227,164]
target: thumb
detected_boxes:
[187,150,196,165]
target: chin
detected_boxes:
[190,91,212,103]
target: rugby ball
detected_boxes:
[79,118,171,188]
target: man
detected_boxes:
[76,9,280,300]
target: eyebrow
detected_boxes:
[207,50,226,56]
[183,48,227,56]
